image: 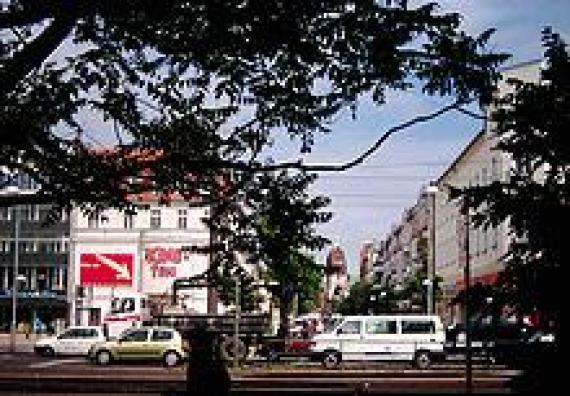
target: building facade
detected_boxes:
[324,245,349,305]
[358,241,374,283]
[433,60,541,324]
[0,171,69,333]
[374,192,430,290]
[69,198,212,327]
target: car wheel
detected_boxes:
[323,351,340,369]
[163,351,180,367]
[42,347,55,358]
[96,350,112,365]
[220,338,247,362]
[267,349,280,363]
[415,351,431,369]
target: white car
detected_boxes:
[34,326,106,357]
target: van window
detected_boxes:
[337,320,361,335]
[401,320,435,334]
[366,319,397,335]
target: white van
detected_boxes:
[310,315,445,368]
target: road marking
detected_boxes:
[29,358,85,369]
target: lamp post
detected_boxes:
[233,273,240,370]
[3,184,21,353]
[425,184,438,316]
[422,278,432,314]
[462,194,473,394]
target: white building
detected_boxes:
[433,60,541,324]
[69,196,212,327]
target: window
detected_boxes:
[366,319,397,335]
[178,209,187,229]
[87,212,99,228]
[0,207,10,221]
[120,329,148,342]
[401,320,435,334]
[491,158,499,181]
[482,168,488,186]
[1,241,10,253]
[78,328,98,338]
[150,209,161,229]
[21,241,38,253]
[337,320,361,335]
[491,227,499,250]
[152,330,173,341]
[58,329,83,339]
[124,213,134,229]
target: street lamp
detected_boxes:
[425,183,438,316]
[422,278,432,315]
[4,184,20,353]
[461,193,473,394]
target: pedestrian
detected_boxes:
[187,323,230,396]
[24,322,31,340]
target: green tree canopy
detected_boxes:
[462,28,568,328]
[2,0,507,213]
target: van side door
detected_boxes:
[334,319,363,361]
[400,319,442,357]
[364,318,399,361]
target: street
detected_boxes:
[0,353,519,395]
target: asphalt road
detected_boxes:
[0,354,519,395]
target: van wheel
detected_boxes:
[96,350,112,365]
[163,351,180,367]
[323,351,340,369]
[42,347,55,357]
[415,351,431,369]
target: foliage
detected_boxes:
[462,29,568,329]
[334,281,372,315]
[1,1,507,302]
[1,0,507,213]
[203,171,330,328]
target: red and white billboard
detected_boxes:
[80,253,134,286]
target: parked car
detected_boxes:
[88,327,186,367]
[34,326,106,357]
[311,315,445,369]
[445,317,557,365]
[258,337,317,362]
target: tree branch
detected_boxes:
[1,15,76,96]
[253,100,472,173]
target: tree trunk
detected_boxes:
[278,294,293,339]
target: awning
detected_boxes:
[455,271,498,291]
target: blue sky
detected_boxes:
[51,1,569,277]
[294,0,570,276]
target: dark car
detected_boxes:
[445,316,556,365]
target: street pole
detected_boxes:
[234,274,240,370]
[463,196,473,394]
[10,204,19,353]
[430,189,436,315]
[425,184,438,316]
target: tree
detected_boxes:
[1,0,507,214]
[203,170,331,334]
[2,1,508,312]
[463,28,567,330]
[334,281,372,315]
[462,29,568,391]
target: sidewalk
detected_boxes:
[0,332,49,354]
